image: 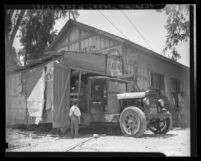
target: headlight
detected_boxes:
[158,99,164,107]
[143,97,150,106]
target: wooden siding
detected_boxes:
[47,21,190,127]
[124,44,189,102]
[6,73,27,125]
[53,25,124,77]
[54,25,119,54]
[50,24,189,101]
[125,45,186,79]
[69,27,79,42]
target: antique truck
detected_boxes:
[76,76,172,137]
[117,90,173,137]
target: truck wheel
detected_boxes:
[149,111,173,134]
[120,106,147,137]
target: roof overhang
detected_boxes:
[7,53,64,75]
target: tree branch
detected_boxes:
[72,11,76,20]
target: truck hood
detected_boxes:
[117,92,146,99]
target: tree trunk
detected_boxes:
[72,12,76,20]
[9,10,26,47]
[6,10,26,71]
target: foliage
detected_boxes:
[5,9,79,67]
[159,5,190,61]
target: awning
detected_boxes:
[7,53,64,75]
[62,51,106,75]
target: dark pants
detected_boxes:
[70,115,79,138]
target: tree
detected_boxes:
[5,9,79,68]
[159,5,190,61]
[5,10,26,71]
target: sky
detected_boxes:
[13,9,190,67]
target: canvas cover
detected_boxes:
[22,67,43,98]
[26,69,45,124]
[53,63,70,131]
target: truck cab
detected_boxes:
[79,76,130,126]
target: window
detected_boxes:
[170,78,181,107]
[149,72,165,95]
[91,79,107,100]
[171,78,180,93]
[125,61,138,76]
[126,64,134,75]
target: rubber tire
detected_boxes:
[149,111,173,134]
[120,106,147,138]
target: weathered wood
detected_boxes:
[70,66,104,75]
[78,71,82,94]
[121,44,126,74]
[96,44,121,54]
[78,29,81,51]
[100,37,105,49]
[53,63,70,128]
[59,34,95,50]
[87,79,91,112]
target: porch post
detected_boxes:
[78,71,82,94]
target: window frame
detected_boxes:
[149,71,165,95]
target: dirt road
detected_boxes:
[6,127,190,156]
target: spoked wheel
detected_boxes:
[149,112,173,134]
[120,107,146,137]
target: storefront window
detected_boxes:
[91,79,107,100]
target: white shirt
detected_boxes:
[69,105,81,117]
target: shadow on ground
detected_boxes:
[7,123,181,139]
[79,124,123,136]
[79,125,179,139]
[142,133,178,139]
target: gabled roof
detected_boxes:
[46,19,189,70]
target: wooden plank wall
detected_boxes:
[56,26,119,53]
[6,73,27,125]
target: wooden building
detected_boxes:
[6,19,190,128]
[46,19,190,127]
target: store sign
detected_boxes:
[82,45,96,53]
[107,48,123,77]
[110,59,122,76]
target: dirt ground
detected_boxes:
[5,125,190,156]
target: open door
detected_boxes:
[53,63,70,131]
